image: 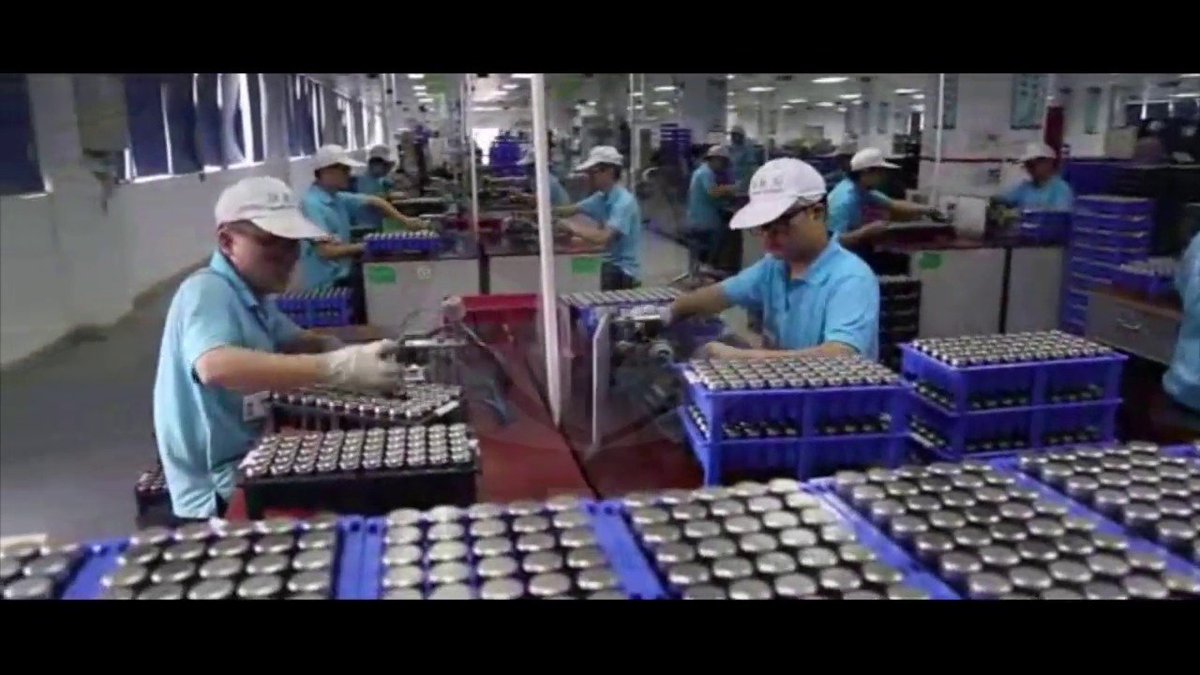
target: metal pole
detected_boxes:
[932,73,946,206]
[465,74,480,238]
[628,73,637,189]
[531,73,563,426]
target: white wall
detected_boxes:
[0,74,354,366]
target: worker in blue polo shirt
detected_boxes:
[728,125,761,193]
[514,147,571,207]
[551,146,643,290]
[1161,231,1200,431]
[354,144,403,229]
[153,176,403,522]
[686,145,738,267]
[663,157,881,360]
[992,142,1075,212]
[827,147,945,249]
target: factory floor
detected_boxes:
[0,230,700,542]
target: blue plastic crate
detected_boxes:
[59,538,126,599]
[679,407,905,485]
[1034,399,1120,448]
[803,480,961,599]
[908,395,1036,458]
[1067,243,1149,265]
[1071,212,1154,233]
[1066,271,1110,293]
[1075,194,1155,217]
[1071,226,1151,252]
[991,457,1200,578]
[1067,257,1119,281]
[357,504,667,599]
[1062,160,1124,195]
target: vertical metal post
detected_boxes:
[531,74,563,425]
[932,73,947,206]
[465,74,480,238]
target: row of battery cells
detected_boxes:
[241,425,476,478]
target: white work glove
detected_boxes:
[320,340,403,391]
[442,296,467,324]
[314,334,346,353]
[656,305,674,326]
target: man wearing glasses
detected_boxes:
[661,158,880,361]
[153,177,403,523]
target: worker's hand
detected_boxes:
[858,221,889,239]
[313,333,346,353]
[699,341,744,360]
[927,208,949,224]
[320,340,403,391]
[442,296,467,324]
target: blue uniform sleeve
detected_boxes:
[826,194,855,236]
[605,201,636,240]
[720,257,770,311]
[576,192,606,222]
[1179,234,1200,312]
[821,274,881,355]
[996,182,1026,207]
[336,191,373,209]
[867,190,893,209]
[301,198,336,237]
[697,167,716,194]
[1048,180,1074,211]
[265,303,304,347]
[176,277,244,379]
[550,178,571,207]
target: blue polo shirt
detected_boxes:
[997,175,1073,211]
[299,184,372,290]
[827,177,893,237]
[153,251,303,518]
[720,241,880,358]
[729,142,760,192]
[355,174,395,228]
[575,185,643,279]
[686,163,725,231]
[1164,233,1200,412]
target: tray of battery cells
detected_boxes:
[358,497,666,599]
[364,230,446,256]
[878,275,921,370]
[560,287,682,337]
[679,357,907,485]
[274,288,353,329]
[902,332,1124,459]
[269,383,465,431]
[239,425,479,518]
[1,538,125,600]
[614,479,957,599]
[1004,442,1199,570]
[1111,257,1178,298]
[80,516,364,600]
[818,459,1199,599]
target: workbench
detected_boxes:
[361,237,482,335]
[1085,287,1183,366]
[483,237,607,295]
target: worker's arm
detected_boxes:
[838,221,888,248]
[557,219,615,245]
[553,204,582,218]
[314,240,366,261]
[669,283,733,321]
[194,347,331,393]
[886,197,939,221]
[366,195,425,229]
[281,330,345,355]
[556,192,605,219]
[704,341,856,360]
[709,184,738,199]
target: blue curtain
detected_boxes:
[0,74,43,195]
[164,74,201,174]
[195,73,223,166]
[247,74,264,161]
[124,74,170,177]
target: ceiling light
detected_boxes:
[747,86,776,93]
[473,106,501,112]
[652,101,671,107]
[631,91,643,97]
[511,74,535,79]
[787,98,808,104]
[1181,74,1200,78]
[813,76,849,84]
[654,85,676,92]
[1171,92,1200,98]
[894,88,920,95]
[912,93,926,100]
[412,84,427,91]
[726,74,735,79]
[912,104,926,112]
[727,105,735,110]
[634,104,645,110]
[852,100,863,106]
[502,83,519,90]
[587,100,598,106]
[408,74,425,80]
[838,93,862,99]
[836,106,847,112]
[781,104,793,110]
[815,101,835,107]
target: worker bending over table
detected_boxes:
[663,158,880,361]
[551,146,643,290]
[827,148,944,249]
[990,142,1075,212]
[153,177,404,523]
[1160,231,1200,433]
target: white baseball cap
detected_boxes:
[705,145,730,159]
[314,144,365,170]
[1020,142,1057,163]
[849,148,899,171]
[367,144,395,162]
[730,158,827,231]
[214,176,328,240]
[574,145,624,172]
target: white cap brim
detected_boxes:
[318,157,366,170]
[250,210,330,240]
[575,158,613,172]
[879,160,900,169]
[730,195,795,231]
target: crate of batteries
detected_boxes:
[363,230,446,256]
[238,424,479,518]
[1017,209,1071,245]
[274,288,353,329]
[902,331,1126,460]
[1062,195,1154,333]
[1111,257,1178,299]
[678,356,908,486]
[878,275,921,370]
[268,383,465,431]
[562,287,724,355]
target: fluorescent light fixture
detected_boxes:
[652,101,671,106]
[473,106,502,112]
[1171,92,1200,98]
[836,106,847,112]
[631,91,643,97]
[781,104,793,110]
[787,98,808,104]
[412,84,427,91]
[852,100,863,106]
[912,93,926,100]
[408,74,425,80]
[510,74,535,80]
[838,93,862,99]
[815,101,835,107]
[912,104,925,112]
[813,76,848,84]
[726,74,735,79]
[502,83,519,90]
[654,85,676,92]
[727,105,735,110]
[1181,74,1200,78]
[587,100,598,106]
[747,86,776,93]
[634,104,645,110]
[894,88,920,95]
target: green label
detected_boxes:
[917,252,943,271]
[366,266,397,284]
[571,256,601,276]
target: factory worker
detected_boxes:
[299,144,424,292]
[551,146,643,290]
[1162,232,1200,430]
[354,144,400,229]
[827,148,945,247]
[728,125,761,193]
[514,147,571,207]
[664,158,880,360]
[153,176,403,522]
[992,142,1074,212]
[821,140,859,187]
[685,145,738,265]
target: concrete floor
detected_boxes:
[0,228,703,542]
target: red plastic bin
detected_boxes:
[457,294,538,342]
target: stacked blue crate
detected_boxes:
[1061,195,1155,333]
[363,231,445,256]
[658,124,692,163]
[274,288,353,329]
[1111,257,1178,298]
[488,134,522,177]
[901,334,1125,461]
[678,358,908,485]
[1017,209,1071,244]
[1061,159,1125,196]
